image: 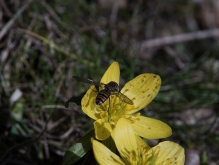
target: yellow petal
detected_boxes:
[114,118,138,163]
[100,62,120,84]
[121,74,161,113]
[94,119,112,140]
[92,139,125,165]
[81,88,97,120]
[81,62,120,119]
[132,116,172,139]
[135,135,150,151]
[152,141,185,165]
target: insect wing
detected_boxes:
[73,76,94,84]
[116,92,134,105]
[73,76,101,91]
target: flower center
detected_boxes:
[125,145,151,165]
[94,95,134,123]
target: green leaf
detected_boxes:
[65,91,86,108]
[63,129,95,165]
[102,136,117,154]
[11,101,23,120]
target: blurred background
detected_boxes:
[0,0,219,164]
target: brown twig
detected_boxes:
[110,1,119,43]
[134,28,219,52]
[0,0,33,40]
[0,98,59,164]
[40,0,76,33]
[0,0,13,17]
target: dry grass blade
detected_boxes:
[0,0,33,40]
[0,0,13,16]
[0,100,58,163]
[135,28,219,51]
[1,0,219,164]
[20,29,93,66]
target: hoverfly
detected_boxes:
[73,76,134,105]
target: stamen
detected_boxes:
[129,152,137,164]
[123,115,140,124]
[109,121,116,126]
[111,110,116,115]
[99,111,108,118]
[115,105,121,110]
[134,113,141,117]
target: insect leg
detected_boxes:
[108,96,111,122]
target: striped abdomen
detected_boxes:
[95,81,119,105]
[95,89,111,105]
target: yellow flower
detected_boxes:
[92,118,185,165]
[82,62,171,140]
